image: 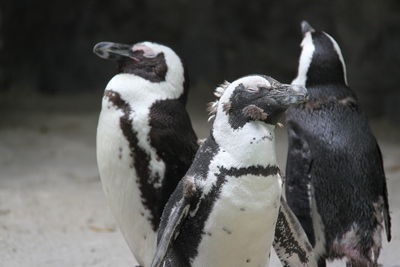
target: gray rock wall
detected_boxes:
[1,0,399,120]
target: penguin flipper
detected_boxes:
[376,144,391,241]
[149,100,199,213]
[285,124,315,245]
[151,177,197,267]
[149,99,198,170]
[273,196,317,267]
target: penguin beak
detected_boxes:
[93,41,139,61]
[274,84,309,106]
[301,20,315,36]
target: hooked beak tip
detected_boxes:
[288,84,309,104]
[93,42,112,59]
[301,20,315,35]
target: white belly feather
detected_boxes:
[96,102,156,267]
[193,173,282,267]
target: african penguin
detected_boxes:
[94,41,198,267]
[151,75,309,267]
[285,21,391,266]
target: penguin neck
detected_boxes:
[105,73,183,107]
[305,83,354,101]
[305,62,347,88]
[212,112,277,167]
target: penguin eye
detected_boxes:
[246,87,259,93]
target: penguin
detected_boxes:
[150,75,310,267]
[285,21,391,266]
[94,41,198,267]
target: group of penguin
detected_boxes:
[93,21,391,267]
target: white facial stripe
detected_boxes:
[292,32,315,86]
[323,32,348,86]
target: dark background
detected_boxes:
[1,0,400,120]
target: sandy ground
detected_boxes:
[0,93,399,267]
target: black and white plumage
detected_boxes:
[273,195,317,266]
[285,21,391,266]
[94,41,198,267]
[151,75,311,267]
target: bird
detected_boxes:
[94,41,198,267]
[285,21,391,267]
[151,74,310,267]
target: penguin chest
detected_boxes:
[96,103,159,266]
[193,174,282,267]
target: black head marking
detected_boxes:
[227,82,283,129]
[306,31,347,87]
[225,78,308,129]
[117,50,168,82]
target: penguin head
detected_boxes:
[292,21,348,87]
[209,75,308,129]
[93,41,186,100]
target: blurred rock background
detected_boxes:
[1,0,400,119]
